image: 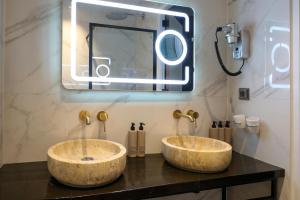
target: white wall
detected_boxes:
[291,0,300,199]
[3,0,292,199]
[3,0,227,163]
[0,0,3,168]
[62,0,156,91]
[227,0,290,199]
[3,1,228,199]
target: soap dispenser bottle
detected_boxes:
[128,123,137,157]
[137,123,146,157]
[218,121,225,141]
[209,121,218,139]
[224,121,233,144]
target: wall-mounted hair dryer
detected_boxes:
[223,23,239,44]
[215,23,250,76]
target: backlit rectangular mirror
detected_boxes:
[62,0,194,91]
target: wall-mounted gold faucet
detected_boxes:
[173,110,199,123]
[79,111,91,125]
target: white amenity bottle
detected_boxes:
[128,123,137,157]
[137,123,146,157]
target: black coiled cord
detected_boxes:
[214,27,245,76]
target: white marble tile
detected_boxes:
[0,0,3,167]
[228,0,290,199]
[3,0,228,165]
[2,0,292,199]
[2,1,228,198]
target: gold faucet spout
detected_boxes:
[79,111,91,125]
[181,114,195,122]
[85,116,91,125]
[173,110,199,123]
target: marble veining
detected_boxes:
[3,1,228,200]
[227,0,290,199]
[0,0,3,168]
[3,0,228,165]
[0,0,290,199]
[5,2,61,44]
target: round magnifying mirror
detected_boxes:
[155,30,188,66]
[160,34,184,61]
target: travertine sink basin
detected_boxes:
[47,139,126,188]
[162,136,232,173]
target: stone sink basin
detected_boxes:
[47,139,126,188]
[162,136,232,173]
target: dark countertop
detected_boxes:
[0,152,284,200]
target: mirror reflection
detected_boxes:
[62,0,194,91]
[160,34,184,62]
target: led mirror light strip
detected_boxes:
[73,66,190,85]
[71,0,191,85]
[73,0,190,32]
[155,30,188,66]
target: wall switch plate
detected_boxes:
[239,88,250,100]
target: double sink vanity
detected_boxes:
[0,0,285,199]
[0,135,284,200]
[47,136,232,188]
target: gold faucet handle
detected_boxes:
[173,110,182,119]
[187,110,199,119]
[97,111,108,122]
